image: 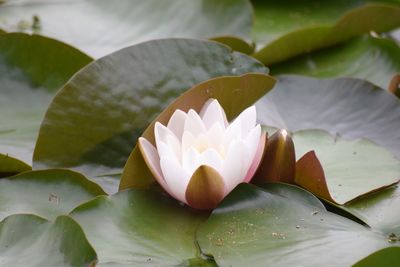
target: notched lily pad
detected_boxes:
[33,39,269,194]
[70,188,208,266]
[0,169,105,221]
[252,2,400,65]
[0,214,97,267]
[294,130,400,205]
[196,183,391,267]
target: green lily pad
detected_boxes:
[0,214,97,267]
[252,1,400,65]
[256,76,400,158]
[33,39,269,193]
[0,169,105,221]
[293,130,400,204]
[0,0,253,58]
[197,183,393,267]
[270,35,400,91]
[353,247,400,267]
[340,183,400,236]
[71,189,209,266]
[0,33,92,175]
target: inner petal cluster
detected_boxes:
[139,99,262,206]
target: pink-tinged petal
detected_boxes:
[244,132,267,183]
[167,109,187,139]
[236,106,257,136]
[200,99,228,129]
[243,125,262,169]
[160,153,191,204]
[184,109,206,136]
[154,122,179,149]
[221,141,245,194]
[185,165,226,210]
[138,137,170,192]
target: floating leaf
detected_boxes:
[252,1,400,65]
[270,35,400,91]
[121,73,275,190]
[256,76,400,158]
[0,214,97,267]
[0,0,253,57]
[71,189,209,266]
[0,169,105,221]
[33,39,269,194]
[0,33,92,174]
[339,183,400,236]
[353,247,400,267]
[293,130,400,204]
[197,183,394,267]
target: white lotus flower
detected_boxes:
[138,99,265,210]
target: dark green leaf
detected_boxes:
[252,1,400,65]
[33,39,268,193]
[353,247,400,267]
[0,169,105,221]
[271,35,400,91]
[0,214,97,267]
[71,189,209,266]
[197,183,393,267]
[0,33,92,174]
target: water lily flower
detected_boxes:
[138,99,265,210]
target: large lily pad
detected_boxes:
[270,35,400,91]
[252,1,400,65]
[197,183,394,267]
[0,214,97,267]
[121,73,276,190]
[0,0,253,58]
[0,169,105,221]
[33,39,269,193]
[340,183,400,236]
[0,33,92,175]
[353,247,400,267]
[70,188,210,266]
[256,76,400,158]
[293,130,400,204]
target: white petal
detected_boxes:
[138,137,165,187]
[225,115,242,143]
[160,155,191,204]
[236,106,257,136]
[154,122,178,149]
[221,141,245,195]
[198,148,223,173]
[200,99,228,129]
[182,146,201,174]
[181,130,197,153]
[167,109,187,139]
[184,109,206,136]
[243,125,262,169]
[206,123,225,155]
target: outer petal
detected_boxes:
[185,165,226,210]
[138,138,171,194]
[236,106,257,136]
[167,109,187,139]
[200,99,228,129]
[244,132,267,182]
[160,150,191,204]
[154,122,179,148]
[243,125,262,169]
[221,141,245,195]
